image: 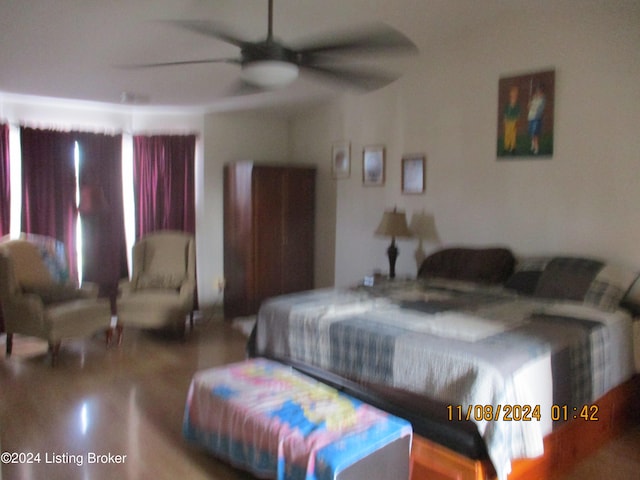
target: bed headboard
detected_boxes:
[417,247,516,284]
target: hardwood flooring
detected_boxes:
[1,315,638,480]
[557,423,640,480]
[0,314,254,480]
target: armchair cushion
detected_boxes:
[22,283,87,305]
[142,235,190,277]
[137,272,185,290]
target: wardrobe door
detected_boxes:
[282,168,315,294]
[223,162,255,318]
[252,167,286,307]
[223,163,316,319]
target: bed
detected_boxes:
[249,247,640,480]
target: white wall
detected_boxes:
[200,110,291,308]
[291,1,640,287]
[288,104,344,288]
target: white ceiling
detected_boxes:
[0,0,546,112]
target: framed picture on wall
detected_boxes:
[497,68,555,159]
[401,154,426,194]
[331,141,351,179]
[362,145,385,186]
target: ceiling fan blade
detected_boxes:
[301,64,401,92]
[295,24,418,60]
[164,20,250,48]
[120,58,241,69]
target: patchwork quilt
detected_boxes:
[253,278,636,480]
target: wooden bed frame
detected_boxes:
[409,373,640,480]
[260,354,639,480]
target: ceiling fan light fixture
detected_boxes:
[240,60,299,89]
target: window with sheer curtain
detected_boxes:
[20,127,79,279]
[19,128,127,295]
[7,128,195,299]
[75,131,128,300]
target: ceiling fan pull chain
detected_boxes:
[268,0,274,40]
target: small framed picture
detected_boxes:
[401,154,426,194]
[331,141,351,179]
[363,145,385,186]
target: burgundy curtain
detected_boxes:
[77,132,127,302]
[132,134,196,238]
[0,124,9,237]
[0,124,8,332]
[20,127,78,281]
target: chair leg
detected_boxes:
[105,328,113,347]
[48,341,61,366]
[115,324,124,345]
[189,311,194,330]
[177,319,187,341]
[6,333,13,356]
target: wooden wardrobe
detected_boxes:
[223,162,316,319]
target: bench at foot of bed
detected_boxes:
[183,358,413,480]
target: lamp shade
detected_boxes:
[240,60,299,89]
[409,211,439,242]
[375,209,412,238]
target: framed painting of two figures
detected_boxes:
[497,69,555,159]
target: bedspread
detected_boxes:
[254,279,636,480]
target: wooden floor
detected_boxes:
[1,315,638,480]
[556,423,640,480]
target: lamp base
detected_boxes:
[387,239,399,279]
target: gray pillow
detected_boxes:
[505,256,637,312]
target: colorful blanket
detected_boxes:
[183,358,412,480]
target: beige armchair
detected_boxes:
[116,230,195,340]
[0,238,113,365]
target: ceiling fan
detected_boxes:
[132,0,418,93]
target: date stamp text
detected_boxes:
[447,404,599,422]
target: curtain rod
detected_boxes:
[3,120,200,139]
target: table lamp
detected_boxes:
[374,207,412,278]
[409,210,440,266]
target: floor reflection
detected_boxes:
[0,314,251,480]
